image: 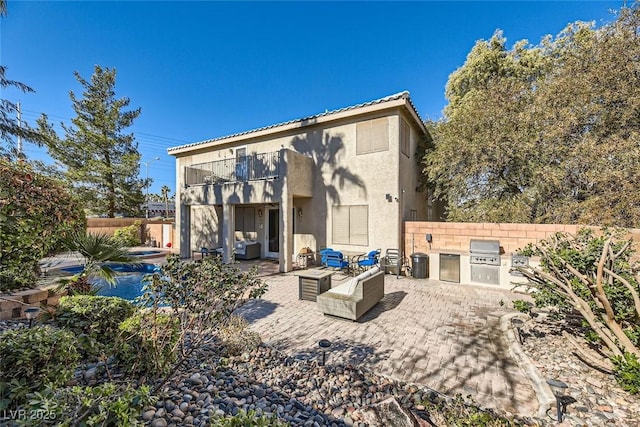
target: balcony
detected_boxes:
[184,151,281,187]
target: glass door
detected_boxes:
[265,208,279,257]
[235,147,247,181]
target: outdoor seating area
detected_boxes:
[319,248,382,276]
[316,266,385,321]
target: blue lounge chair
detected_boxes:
[325,250,350,272]
[319,248,334,266]
[357,249,381,271]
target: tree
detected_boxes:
[0,159,85,291]
[516,228,640,392]
[425,4,640,226]
[38,65,145,217]
[0,68,42,160]
[424,32,549,222]
[161,185,171,218]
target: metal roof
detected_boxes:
[167,91,424,153]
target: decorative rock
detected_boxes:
[150,419,168,427]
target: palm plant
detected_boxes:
[161,185,171,218]
[59,230,138,295]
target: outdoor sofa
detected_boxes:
[234,240,261,260]
[317,267,384,321]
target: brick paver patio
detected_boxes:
[236,270,538,417]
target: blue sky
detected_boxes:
[1,1,623,196]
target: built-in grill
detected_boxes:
[510,253,529,277]
[470,239,501,285]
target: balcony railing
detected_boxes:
[184,151,281,186]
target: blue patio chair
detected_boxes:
[319,248,334,266]
[325,250,349,272]
[357,249,381,271]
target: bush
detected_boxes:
[0,159,85,292]
[613,352,640,395]
[217,315,261,356]
[512,300,533,314]
[0,326,79,410]
[137,255,268,363]
[116,312,179,377]
[21,382,152,426]
[112,221,142,247]
[56,295,135,357]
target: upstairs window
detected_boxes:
[400,118,410,158]
[356,117,389,155]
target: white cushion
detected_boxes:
[328,279,357,296]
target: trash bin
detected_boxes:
[411,253,429,279]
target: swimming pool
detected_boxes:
[128,250,165,257]
[61,263,160,300]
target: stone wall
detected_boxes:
[0,288,62,320]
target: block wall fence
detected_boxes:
[403,221,640,257]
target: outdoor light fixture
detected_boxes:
[298,208,303,218]
[318,339,331,366]
[24,307,40,328]
[546,378,575,422]
[258,209,263,217]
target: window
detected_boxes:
[356,118,389,155]
[235,207,255,232]
[400,118,410,158]
[332,205,368,245]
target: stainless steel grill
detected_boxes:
[510,253,529,276]
[470,239,501,284]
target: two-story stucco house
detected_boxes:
[168,91,440,272]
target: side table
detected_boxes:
[298,269,334,302]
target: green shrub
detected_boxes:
[512,300,533,314]
[112,221,142,247]
[211,409,289,427]
[0,159,85,292]
[136,255,268,379]
[116,312,179,377]
[218,315,261,356]
[0,326,79,410]
[56,295,135,357]
[20,382,152,426]
[612,352,640,395]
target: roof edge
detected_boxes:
[168,91,424,155]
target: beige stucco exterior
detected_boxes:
[168,92,435,272]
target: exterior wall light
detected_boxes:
[258,208,263,217]
[298,208,303,218]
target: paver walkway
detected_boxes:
[236,271,538,417]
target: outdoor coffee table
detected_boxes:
[298,269,334,302]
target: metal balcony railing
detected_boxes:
[184,151,281,186]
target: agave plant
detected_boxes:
[58,230,139,295]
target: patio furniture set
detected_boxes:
[297,248,406,321]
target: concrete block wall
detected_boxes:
[0,288,61,320]
[87,218,176,249]
[403,221,640,289]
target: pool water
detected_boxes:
[61,263,160,301]
[129,250,164,257]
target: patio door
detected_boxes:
[235,147,247,181]
[265,208,279,258]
